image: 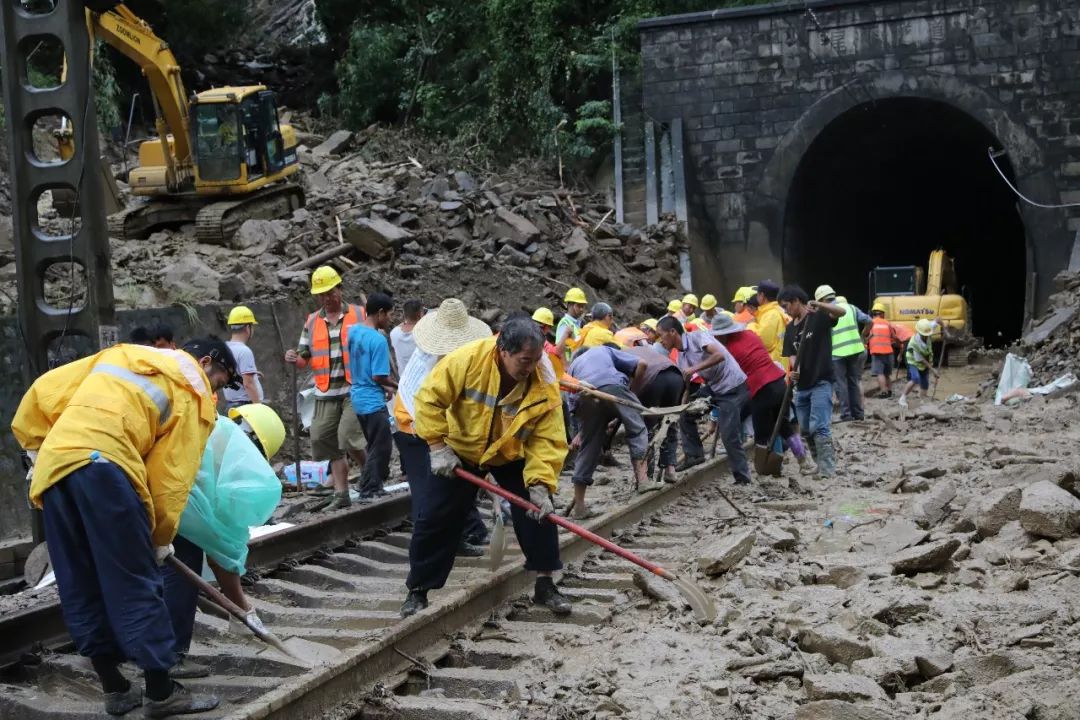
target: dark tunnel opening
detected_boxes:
[782,97,1027,346]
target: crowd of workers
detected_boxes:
[10,262,939,717]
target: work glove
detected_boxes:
[154,544,175,566]
[527,484,554,522]
[429,444,462,477]
[244,608,269,635]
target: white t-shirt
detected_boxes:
[223,340,263,406]
[390,326,416,376]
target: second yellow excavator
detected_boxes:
[63,2,305,244]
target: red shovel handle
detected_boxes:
[454,467,673,579]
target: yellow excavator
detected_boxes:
[870,249,976,365]
[57,2,304,244]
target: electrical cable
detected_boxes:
[987,147,1080,209]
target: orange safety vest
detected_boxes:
[868,318,895,355]
[305,304,365,392]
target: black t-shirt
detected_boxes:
[782,309,838,390]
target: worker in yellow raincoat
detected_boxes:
[11,338,239,718]
[400,318,571,618]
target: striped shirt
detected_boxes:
[298,310,348,397]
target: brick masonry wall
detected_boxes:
[638,0,1080,306]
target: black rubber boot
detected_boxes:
[143,682,218,718]
[169,655,210,680]
[533,577,571,615]
[104,685,142,716]
[400,590,429,618]
[456,541,484,557]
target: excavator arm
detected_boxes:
[88,3,192,190]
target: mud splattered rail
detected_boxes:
[0,458,728,720]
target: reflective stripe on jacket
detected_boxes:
[12,344,218,546]
[831,304,864,358]
[305,304,363,392]
[868,318,895,356]
[413,336,567,492]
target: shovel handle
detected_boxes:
[560,381,650,413]
[454,468,669,578]
[165,555,274,645]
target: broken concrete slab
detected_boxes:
[760,524,798,550]
[914,650,954,679]
[697,530,755,576]
[1018,480,1080,539]
[974,486,1023,538]
[803,672,887,702]
[873,519,930,556]
[563,228,590,259]
[795,700,902,720]
[911,481,957,528]
[851,656,908,692]
[798,624,873,666]
[345,217,413,259]
[890,538,961,574]
[1022,305,1077,345]
[487,208,540,249]
[495,244,530,267]
[952,652,1035,687]
[312,129,354,157]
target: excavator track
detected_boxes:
[108,199,203,240]
[196,184,306,245]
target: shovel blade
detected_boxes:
[672,575,717,624]
[753,445,783,477]
[488,511,507,571]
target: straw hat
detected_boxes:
[413,298,492,356]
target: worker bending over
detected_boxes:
[401,318,571,617]
[626,342,684,483]
[12,338,238,718]
[656,316,752,484]
[568,343,650,517]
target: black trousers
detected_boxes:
[636,367,684,467]
[406,459,561,591]
[749,377,794,446]
[356,408,393,494]
[395,431,486,542]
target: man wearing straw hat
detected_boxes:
[392,299,494,568]
[402,317,572,618]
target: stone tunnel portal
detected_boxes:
[782,97,1027,346]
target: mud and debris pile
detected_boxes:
[1013,269,1080,384]
[1,122,688,322]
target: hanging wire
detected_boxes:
[987,147,1080,209]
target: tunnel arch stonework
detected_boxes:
[638,0,1080,330]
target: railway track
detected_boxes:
[0,458,729,720]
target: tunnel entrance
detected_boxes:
[782,97,1027,346]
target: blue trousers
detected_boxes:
[406,459,561,591]
[162,535,204,655]
[395,431,486,543]
[41,462,176,672]
[794,379,833,441]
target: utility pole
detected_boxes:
[1,0,117,545]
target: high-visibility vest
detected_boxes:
[556,315,580,362]
[305,304,364,392]
[831,304,863,358]
[868,318,894,356]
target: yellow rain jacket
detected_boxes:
[12,344,218,546]
[413,336,567,492]
[749,301,789,368]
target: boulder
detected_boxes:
[760,524,798,550]
[697,530,755,576]
[159,255,221,302]
[487,207,540,249]
[563,227,590,259]
[344,217,412,260]
[953,652,1034,686]
[914,650,954,679]
[495,244,530,267]
[795,700,901,720]
[974,486,1023,538]
[911,481,956,528]
[311,129,354,157]
[803,673,887,702]
[1018,480,1080,539]
[890,538,960,574]
[798,624,873,666]
[452,170,476,191]
[851,656,908,691]
[873,519,930,556]
[232,218,289,253]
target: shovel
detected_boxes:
[454,468,717,623]
[486,486,507,572]
[560,380,705,417]
[165,555,302,662]
[754,335,807,477]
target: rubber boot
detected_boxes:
[815,436,836,479]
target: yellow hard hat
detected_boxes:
[641,318,659,331]
[732,286,754,303]
[681,293,699,308]
[226,305,258,325]
[564,287,588,305]
[916,318,935,336]
[667,299,682,313]
[872,302,887,313]
[814,284,836,301]
[310,266,342,295]
[700,294,717,311]
[228,404,286,459]
[582,327,619,349]
[532,307,555,327]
